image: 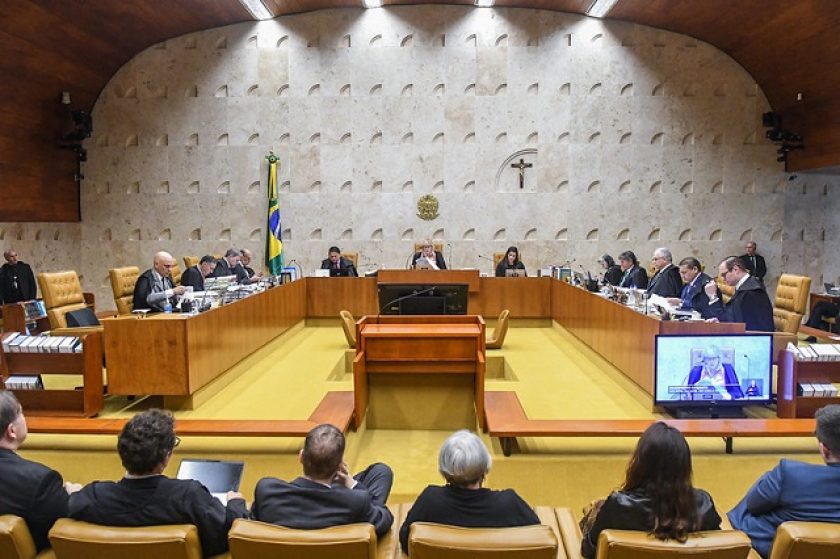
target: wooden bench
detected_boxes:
[27,391,355,437]
[485,391,816,456]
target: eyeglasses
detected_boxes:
[173,436,181,449]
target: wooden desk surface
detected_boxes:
[361,324,482,337]
[377,269,480,291]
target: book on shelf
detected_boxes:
[3,374,44,390]
[1,334,83,354]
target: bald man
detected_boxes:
[0,249,37,304]
[132,251,186,312]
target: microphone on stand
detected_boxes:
[406,251,415,269]
[446,243,453,268]
[478,254,495,275]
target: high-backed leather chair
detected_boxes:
[36,271,100,334]
[773,274,811,334]
[183,256,199,269]
[340,310,357,348]
[487,309,510,349]
[408,522,558,558]
[715,276,736,304]
[48,519,204,559]
[493,251,524,269]
[768,521,840,559]
[343,252,359,268]
[414,243,444,254]
[109,266,140,316]
[0,515,54,559]
[228,519,377,559]
[170,262,182,286]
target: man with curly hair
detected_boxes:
[69,409,248,557]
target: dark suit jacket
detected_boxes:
[706,276,775,331]
[740,253,767,280]
[682,272,718,319]
[411,251,447,270]
[0,449,68,552]
[0,261,37,304]
[583,489,720,559]
[320,257,357,276]
[603,265,623,286]
[132,269,174,312]
[180,266,205,291]
[213,258,249,282]
[399,485,539,553]
[687,363,744,399]
[68,476,248,557]
[252,476,393,537]
[618,266,648,289]
[728,460,840,558]
[646,264,682,298]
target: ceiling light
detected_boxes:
[587,0,619,18]
[475,0,495,7]
[238,0,273,20]
[363,0,383,8]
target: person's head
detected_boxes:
[3,250,18,265]
[718,256,748,287]
[598,254,615,270]
[623,422,699,542]
[118,409,179,476]
[505,246,520,265]
[420,240,435,258]
[815,405,840,464]
[745,241,757,256]
[618,251,638,271]
[199,255,216,277]
[438,430,491,488]
[0,391,26,450]
[224,248,242,267]
[700,346,722,371]
[328,246,342,265]
[678,257,702,284]
[651,248,672,272]
[152,251,176,278]
[240,248,253,267]
[300,424,345,481]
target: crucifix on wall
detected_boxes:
[511,158,533,189]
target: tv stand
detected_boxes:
[665,405,745,419]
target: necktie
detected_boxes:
[681,283,691,308]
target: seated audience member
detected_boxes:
[666,257,718,318]
[729,404,840,558]
[495,246,527,277]
[412,240,447,270]
[69,409,247,557]
[683,346,744,400]
[320,246,357,277]
[0,249,37,304]
[646,248,682,298]
[580,422,720,559]
[132,251,187,312]
[252,424,393,536]
[399,430,539,554]
[805,299,839,332]
[239,248,263,280]
[739,241,766,282]
[617,250,648,289]
[0,391,78,552]
[214,248,248,282]
[180,255,216,292]
[598,254,623,286]
[703,256,774,331]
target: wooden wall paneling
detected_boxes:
[474,277,551,318]
[306,277,378,318]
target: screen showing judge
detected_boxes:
[412,240,447,270]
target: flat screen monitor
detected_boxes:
[329,267,352,277]
[654,333,773,408]
[378,283,468,315]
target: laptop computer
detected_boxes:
[176,459,244,504]
[329,267,352,277]
[825,282,839,294]
[505,269,524,277]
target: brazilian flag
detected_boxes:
[265,153,284,276]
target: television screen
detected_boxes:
[654,334,773,406]
[378,283,468,315]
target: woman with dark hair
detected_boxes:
[598,254,623,286]
[580,422,721,558]
[495,246,527,277]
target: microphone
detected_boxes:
[477,254,494,261]
[446,243,453,268]
[379,286,437,314]
[742,353,751,377]
[406,251,415,269]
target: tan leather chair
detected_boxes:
[715,276,736,305]
[408,522,558,558]
[0,515,55,559]
[414,242,444,254]
[773,274,811,334]
[340,310,357,348]
[170,262,182,286]
[228,519,376,559]
[109,266,140,316]
[343,252,359,268]
[183,256,199,269]
[494,251,524,269]
[768,521,840,559]
[48,519,205,559]
[36,271,100,334]
[487,309,510,349]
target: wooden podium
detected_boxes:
[353,315,486,430]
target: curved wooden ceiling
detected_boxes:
[1,0,836,222]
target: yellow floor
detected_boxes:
[21,320,820,517]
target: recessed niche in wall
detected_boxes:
[771,229,784,241]
[187,181,200,194]
[747,84,758,97]
[129,229,141,241]
[371,132,383,145]
[495,84,507,95]
[282,228,291,239]
[218,181,230,194]
[249,181,260,194]
[0,230,6,240]
[402,229,414,240]
[215,36,227,49]
[370,34,383,46]
[371,228,384,240]
[591,33,603,44]
[277,84,289,96]
[822,229,827,241]
[115,85,136,99]
[711,181,724,193]
[564,34,572,46]
[742,182,755,194]
[432,228,444,239]
[709,229,723,241]
[402,181,414,192]
[150,85,167,98]
[527,132,538,145]
[683,84,698,97]
[34,229,44,241]
[712,133,724,145]
[127,181,140,194]
[155,134,168,146]
[801,182,808,195]
[714,84,727,97]
[495,132,507,143]
[157,181,170,194]
[618,180,632,193]
[279,133,290,145]
[340,229,352,240]
[97,182,111,195]
[401,84,413,97]
[589,83,602,95]
[372,180,383,192]
[280,180,290,192]
[433,132,444,144]
[217,134,229,146]
[125,135,139,147]
[370,84,382,95]
[433,181,444,192]
[678,229,692,241]
[620,83,633,96]
[100,229,112,241]
[309,133,320,144]
[219,228,231,241]
[680,181,694,194]
[559,83,571,95]
[527,36,539,46]
[495,34,508,47]
[649,181,662,193]
[462,228,476,241]
[96,135,109,147]
[652,84,664,96]
[616,228,630,241]
[434,84,445,97]
[340,133,351,144]
[740,229,753,241]
[824,184,830,195]
[463,132,475,143]
[189,229,201,241]
[341,34,350,47]
[53,230,61,241]
[339,84,351,97]
[527,83,539,95]
[558,132,570,143]
[308,84,320,96]
[556,180,569,193]
[648,228,661,241]
[743,131,757,145]
[464,84,476,95]
[586,229,599,241]
[277,36,288,48]
[525,228,537,240]
[341,181,352,193]
[587,181,601,193]
[187,133,199,146]
[588,132,601,144]
[463,181,475,192]
[184,85,198,97]
[247,35,257,48]
[310,181,321,192]
[650,132,664,145]
[249,229,261,241]
[619,133,632,144]
[247,85,259,96]
[215,85,228,98]
[493,228,506,241]
[465,34,477,46]
[158,229,172,241]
